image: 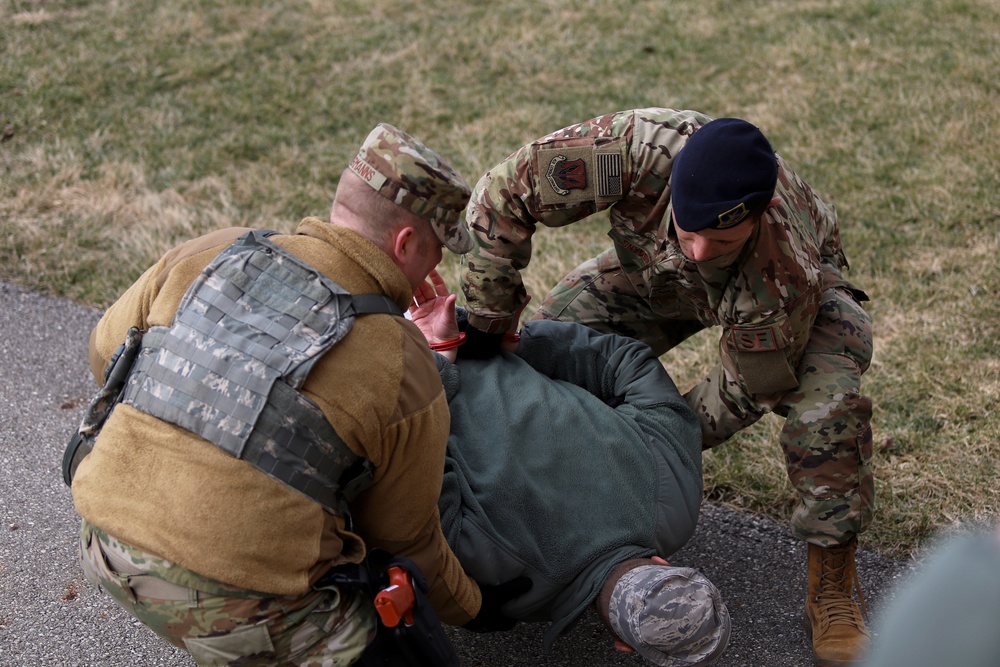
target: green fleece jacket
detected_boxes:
[437,320,703,648]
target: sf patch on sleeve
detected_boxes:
[728,321,799,396]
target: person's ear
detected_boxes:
[768,195,782,208]
[391,224,418,263]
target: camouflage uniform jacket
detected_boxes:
[463,108,855,444]
[72,218,480,624]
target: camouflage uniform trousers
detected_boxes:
[532,249,874,546]
[79,521,376,666]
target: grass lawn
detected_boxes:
[2,0,998,560]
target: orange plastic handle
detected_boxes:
[374,566,416,627]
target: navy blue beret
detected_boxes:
[671,118,778,232]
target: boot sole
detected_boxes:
[802,614,866,667]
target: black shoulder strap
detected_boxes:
[351,294,405,318]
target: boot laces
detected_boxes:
[814,545,868,626]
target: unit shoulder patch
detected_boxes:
[536,143,624,207]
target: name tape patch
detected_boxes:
[348,156,388,192]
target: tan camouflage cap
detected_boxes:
[348,123,473,254]
[609,565,731,667]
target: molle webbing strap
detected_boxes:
[121,230,401,514]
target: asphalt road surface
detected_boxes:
[0,280,914,666]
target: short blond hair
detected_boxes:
[333,169,436,251]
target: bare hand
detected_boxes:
[409,269,460,345]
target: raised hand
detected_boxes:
[409,269,461,347]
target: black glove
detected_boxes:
[462,576,533,633]
[458,325,505,360]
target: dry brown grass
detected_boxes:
[2,0,998,559]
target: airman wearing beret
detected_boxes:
[460,108,874,666]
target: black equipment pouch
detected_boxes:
[318,550,460,667]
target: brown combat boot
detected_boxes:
[804,539,871,667]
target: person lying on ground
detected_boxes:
[409,270,731,666]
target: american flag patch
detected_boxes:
[596,152,622,197]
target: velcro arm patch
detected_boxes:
[727,323,798,395]
[731,324,779,352]
[536,141,625,207]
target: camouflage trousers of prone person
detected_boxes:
[532,249,875,547]
[79,521,376,667]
